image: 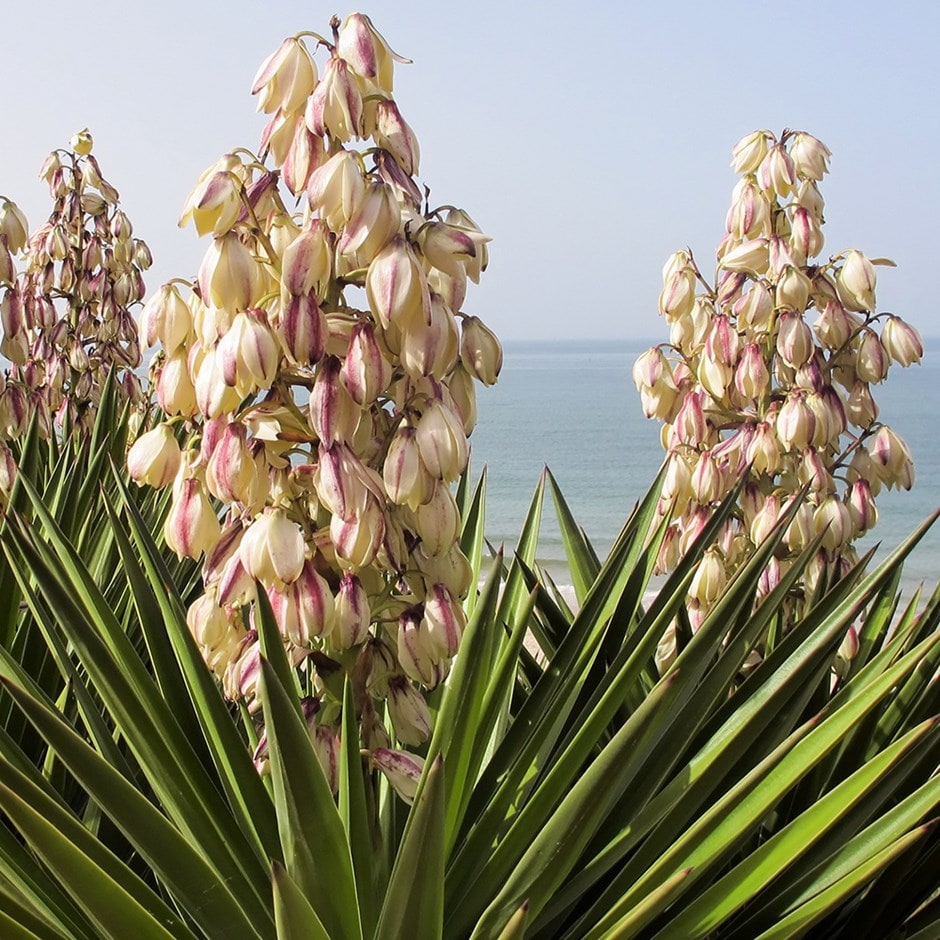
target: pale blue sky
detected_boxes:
[3,0,937,340]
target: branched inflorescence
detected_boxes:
[129,14,501,797]
[0,132,149,496]
[634,130,923,669]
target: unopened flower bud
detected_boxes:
[310,356,361,446]
[267,558,334,646]
[415,399,468,482]
[845,380,879,428]
[880,315,923,367]
[386,675,432,746]
[371,748,424,804]
[251,37,317,115]
[814,496,852,551]
[281,222,332,300]
[460,315,502,385]
[127,423,181,489]
[731,130,770,174]
[333,572,371,648]
[855,329,888,384]
[846,479,878,534]
[775,392,816,451]
[789,132,831,181]
[305,55,363,142]
[837,250,877,312]
[757,143,796,196]
[689,548,726,605]
[198,233,265,312]
[240,508,306,587]
[164,478,222,559]
[341,320,392,405]
[383,425,432,509]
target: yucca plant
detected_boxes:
[0,444,936,938]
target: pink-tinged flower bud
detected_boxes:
[757,143,796,196]
[187,171,243,238]
[205,423,256,504]
[305,55,362,142]
[239,508,305,588]
[251,37,317,115]
[337,13,410,94]
[422,583,466,659]
[342,321,392,405]
[140,284,193,352]
[315,442,380,519]
[776,311,814,369]
[633,347,668,388]
[726,177,771,240]
[658,268,696,321]
[218,310,280,394]
[307,150,365,231]
[411,481,460,556]
[774,266,812,313]
[415,399,468,483]
[279,293,326,366]
[799,449,832,494]
[845,380,878,428]
[400,296,459,379]
[813,301,855,351]
[719,238,769,277]
[446,364,478,434]
[674,390,708,446]
[366,236,431,329]
[386,676,432,746]
[855,329,888,384]
[704,314,739,365]
[785,502,815,552]
[459,315,502,386]
[198,233,265,312]
[372,99,420,176]
[127,424,181,489]
[412,543,473,600]
[689,548,726,606]
[846,479,878,534]
[0,440,17,501]
[310,356,361,446]
[788,207,824,265]
[868,426,915,490]
[660,452,692,508]
[156,350,197,417]
[417,222,479,281]
[731,130,770,174]
[795,179,826,221]
[690,451,722,504]
[281,222,331,300]
[837,250,877,312]
[332,572,371,648]
[734,283,773,332]
[814,496,852,551]
[880,315,923,367]
[789,132,831,181]
[337,180,400,266]
[697,355,730,402]
[384,425,432,509]
[749,494,782,546]
[775,392,816,451]
[164,479,221,559]
[0,200,28,253]
[282,117,324,195]
[397,609,443,688]
[331,495,386,569]
[224,632,262,701]
[372,748,424,804]
[0,384,29,438]
[837,626,860,663]
[734,343,769,401]
[267,558,334,646]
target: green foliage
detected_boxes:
[0,425,937,938]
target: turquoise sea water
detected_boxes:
[470,339,939,593]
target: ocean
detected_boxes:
[469,339,939,595]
